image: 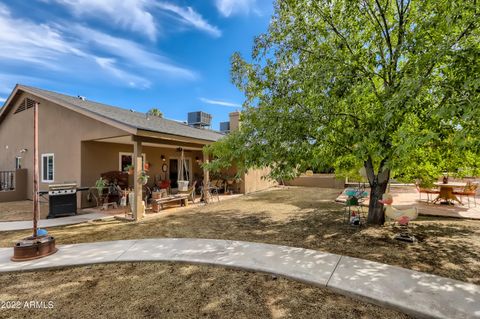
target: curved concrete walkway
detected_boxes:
[0,238,479,319]
[0,212,112,232]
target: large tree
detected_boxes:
[205,0,479,224]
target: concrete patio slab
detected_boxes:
[0,238,479,319]
[118,238,341,286]
[4,240,138,272]
[327,256,480,319]
[0,212,113,232]
[336,186,480,220]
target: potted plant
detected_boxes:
[95,177,108,195]
[138,171,150,185]
[124,164,134,175]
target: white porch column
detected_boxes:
[133,139,143,221]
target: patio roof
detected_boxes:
[0,84,225,143]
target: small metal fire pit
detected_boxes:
[11,235,57,262]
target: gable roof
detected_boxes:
[0,84,224,143]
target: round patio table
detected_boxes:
[432,182,466,205]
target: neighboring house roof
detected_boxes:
[0,84,224,142]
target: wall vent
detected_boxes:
[14,98,36,114]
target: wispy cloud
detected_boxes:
[74,25,197,80]
[46,0,157,41]
[156,2,221,37]
[48,0,221,40]
[200,97,240,107]
[215,0,258,17]
[0,4,197,88]
[0,97,6,103]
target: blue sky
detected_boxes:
[0,0,273,129]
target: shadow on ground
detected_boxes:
[1,187,478,284]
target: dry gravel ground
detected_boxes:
[1,187,479,284]
[0,262,410,319]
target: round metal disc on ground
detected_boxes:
[11,236,58,262]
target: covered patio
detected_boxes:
[80,130,217,220]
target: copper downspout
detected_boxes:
[33,101,39,238]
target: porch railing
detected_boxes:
[0,171,15,191]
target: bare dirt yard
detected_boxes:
[0,200,49,221]
[1,187,479,284]
[0,200,89,221]
[0,262,410,319]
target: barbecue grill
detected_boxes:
[41,183,88,218]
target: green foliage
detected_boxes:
[95,177,108,194]
[147,108,163,118]
[205,0,479,190]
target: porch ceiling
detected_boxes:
[92,135,204,151]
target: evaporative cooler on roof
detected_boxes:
[187,111,212,129]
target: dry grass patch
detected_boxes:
[0,262,410,319]
[1,187,478,283]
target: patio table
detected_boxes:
[432,182,466,205]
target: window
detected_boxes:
[41,154,54,182]
[119,152,146,172]
[15,157,22,169]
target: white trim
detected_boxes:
[41,153,54,183]
[118,152,146,171]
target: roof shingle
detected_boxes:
[18,85,224,142]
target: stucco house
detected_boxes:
[0,84,275,214]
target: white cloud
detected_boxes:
[200,97,240,107]
[48,0,221,39]
[156,2,221,37]
[94,57,151,88]
[215,0,258,17]
[0,97,6,102]
[47,0,157,41]
[75,26,197,80]
[0,3,86,70]
[0,4,197,88]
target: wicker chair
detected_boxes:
[453,182,478,207]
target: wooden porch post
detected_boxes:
[133,139,143,221]
[203,149,209,188]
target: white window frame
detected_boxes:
[41,153,54,183]
[118,152,146,171]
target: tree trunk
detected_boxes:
[364,158,390,225]
[367,179,389,225]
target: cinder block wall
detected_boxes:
[285,174,345,189]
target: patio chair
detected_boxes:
[187,180,197,203]
[415,182,440,203]
[453,182,478,207]
[88,187,109,208]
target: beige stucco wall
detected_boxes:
[0,169,28,202]
[229,112,240,131]
[285,174,345,189]
[0,92,127,200]
[240,167,278,194]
